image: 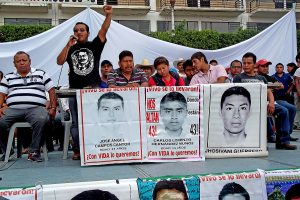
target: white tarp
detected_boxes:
[0,9,297,86]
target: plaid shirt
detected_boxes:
[107,68,148,87]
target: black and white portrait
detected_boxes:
[208,84,262,148]
[71,48,94,76]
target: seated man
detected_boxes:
[108,50,148,88]
[0,51,56,162]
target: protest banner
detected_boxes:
[145,86,204,161]
[77,88,146,166]
[42,179,138,200]
[265,169,300,200]
[203,83,268,158]
[0,186,42,200]
[200,171,267,199]
[137,175,200,200]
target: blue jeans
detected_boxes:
[69,97,79,152]
[267,117,276,139]
[274,104,291,144]
[276,100,296,135]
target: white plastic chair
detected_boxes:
[4,122,48,163]
[58,100,72,159]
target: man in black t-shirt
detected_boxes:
[57,5,113,160]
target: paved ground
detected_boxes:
[0,131,299,188]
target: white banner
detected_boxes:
[200,171,267,200]
[203,83,268,158]
[42,179,139,200]
[145,86,204,161]
[77,88,146,166]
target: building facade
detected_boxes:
[0,0,299,34]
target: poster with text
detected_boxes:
[0,186,42,200]
[43,179,138,200]
[200,171,267,199]
[265,169,300,200]
[77,88,146,166]
[204,83,268,158]
[137,176,200,200]
[145,86,203,161]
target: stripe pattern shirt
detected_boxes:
[107,68,148,87]
[0,68,54,109]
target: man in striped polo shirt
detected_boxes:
[0,51,57,162]
[108,50,148,88]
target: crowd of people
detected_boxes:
[0,5,299,163]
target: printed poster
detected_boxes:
[204,83,268,158]
[77,87,146,166]
[200,171,267,199]
[42,179,138,200]
[0,186,42,200]
[265,169,300,200]
[145,86,204,161]
[137,176,200,200]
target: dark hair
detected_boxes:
[219,182,250,200]
[242,52,257,64]
[152,180,188,200]
[183,59,193,71]
[285,183,300,200]
[101,60,113,67]
[209,59,218,65]
[230,60,242,68]
[0,71,3,80]
[74,22,89,32]
[71,189,119,200]
[98,92,124,110]
[295,52,300,63]
[220,86,251,109]
[14,51,30,61]
[287,62,298,76]
[191,52,208,64]
[154,56,169,69]
[160,92,187,110]
[275,63,284,68]
[119,50,133,61]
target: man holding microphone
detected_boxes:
[56,5,113,160]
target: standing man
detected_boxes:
[189,52,227,85]
[0,51,56,162]
[233,52,296,150]
[100,60,113,88]
[225,60,242,83]
[108,50,148,88]
[56,5,113,160]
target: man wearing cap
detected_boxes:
[136,59,155,80]
[173,58,186,78]
[257,59,298,142]
[100,60,113,88]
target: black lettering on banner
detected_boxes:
[190,124,198,135]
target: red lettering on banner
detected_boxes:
[148,125,157,137]
[146,112,159,123]
[98,153,110,159]
[159,150,170,156]
[86,154,97,160]
[148,151,158,157]
[147,98,156,110]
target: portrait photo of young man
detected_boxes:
[208,85,261,148]
[159,92,188,137]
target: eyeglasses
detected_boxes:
[231,66,242,69]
